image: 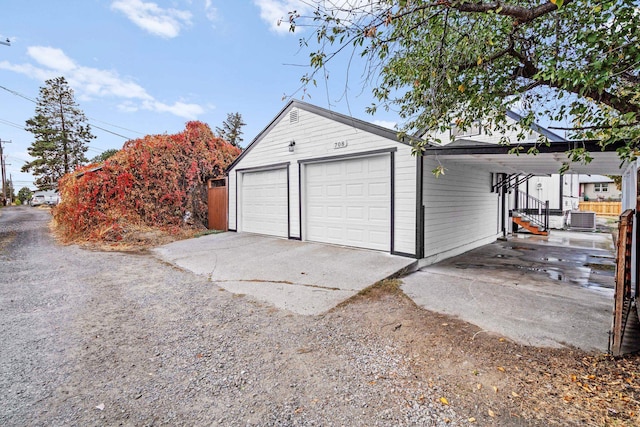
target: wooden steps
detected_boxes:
[512,215,548,236]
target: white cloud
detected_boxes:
[204,0,218,23]
[0,46,204,120]
[143,100,205,119]
[372,120,397,130]
[253,0,377,33]
[111,0,192,38]
[253,0,311,33]
[27,46,77,72]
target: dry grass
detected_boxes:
[339,283,640,426]
[50,217,197,252]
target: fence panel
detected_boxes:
[578,201,622,217]
[208,186,228,231]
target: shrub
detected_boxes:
[54,121,241,242]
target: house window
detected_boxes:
[594,183,609,192]
[450,121,481,138]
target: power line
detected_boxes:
[0,84,36,103]
[0,118,25,130]
[90,123,131,140]
[0,83,139,139]
[88,116,144,135]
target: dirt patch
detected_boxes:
[50,219,198,253]
[336,282,640,426]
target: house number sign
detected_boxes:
[334,140,348,149]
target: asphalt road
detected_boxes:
[0,206,457,426]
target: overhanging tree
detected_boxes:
[290,0,639,167]
[22,77,94,189]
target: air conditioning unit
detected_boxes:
[570,211,596,231]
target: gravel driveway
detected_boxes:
[0,206,458,426]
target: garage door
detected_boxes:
[305,155,391,251]
[241,168,288,237]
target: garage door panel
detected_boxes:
[347,207,364,219]
[346,183,364,196]
[305,155,390,251]
[369,206,387,221]
[369,182,388,196]
[326,184,343,197]
[346,161,364,174]
[242,169,288,237]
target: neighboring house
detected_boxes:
[579,175,622,201]
[226,100,625,267]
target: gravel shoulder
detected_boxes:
[1,206,639,426]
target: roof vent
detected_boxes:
[290,109,299,124]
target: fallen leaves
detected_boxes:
[439,397,450,405]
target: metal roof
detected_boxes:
[422,140,628,176]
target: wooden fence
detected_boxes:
[578,201,622,217]
[207,179,228,231]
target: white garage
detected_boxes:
[227,100,419,257]
[227,100,624,264]
[239,167,288,237]
[304,155,391,251]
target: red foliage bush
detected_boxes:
[54,121,241,242]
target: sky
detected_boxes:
[0,0,397,190]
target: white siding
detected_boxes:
[421,157,500,265]
[228,104,417,255]
[431,114,553,146]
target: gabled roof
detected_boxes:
[505,110,566,142]
[227,99,418,172]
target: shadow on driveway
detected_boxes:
[402,230,616,352]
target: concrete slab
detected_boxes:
[402,230,615,352]
[153,232,416,315]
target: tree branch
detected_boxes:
[453,0,571,25]
[549,123,639,131]
[396,0,573,26]
[512,53,639,115]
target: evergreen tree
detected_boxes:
[22,77,94,190]
[90,148,119,164]
[215,112,246,147]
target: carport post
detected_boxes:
[501,173,508,237]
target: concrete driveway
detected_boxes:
[153,232,416,315]
[401,230,616,352]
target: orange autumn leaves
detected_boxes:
[54,121,240,242]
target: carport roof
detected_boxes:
[422,139,628,175]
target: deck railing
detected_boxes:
[513,189,550,231]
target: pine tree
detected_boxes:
[215,112,246,147]
[22,77,94,190]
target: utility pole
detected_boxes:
[0,139,11,205]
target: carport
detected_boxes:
[408,139,639,353]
